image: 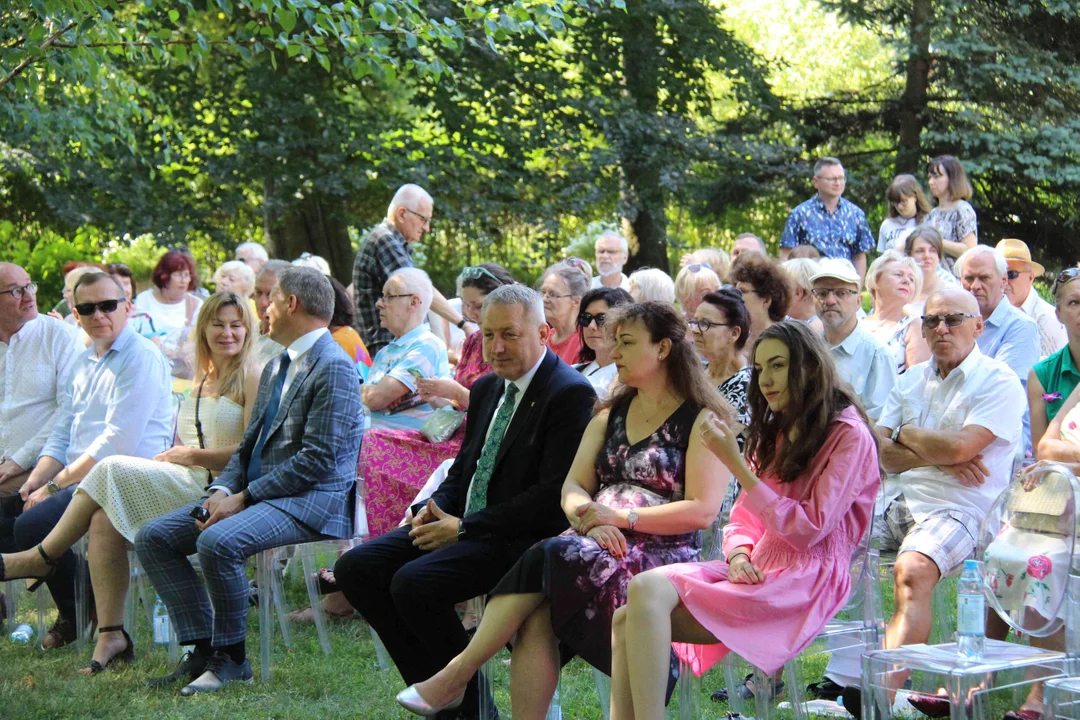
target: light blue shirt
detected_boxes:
[827,325,896,421]
[362,322,449,432]
[977,296,1039,453]
[40,326,173,466]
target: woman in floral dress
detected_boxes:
[396,302,730,719]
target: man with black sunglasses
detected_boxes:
[997,238,1067,358]
[1,271,172,649]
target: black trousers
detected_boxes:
[335,526,533,717]
[1,486,82,620]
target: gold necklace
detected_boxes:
[636,394,679,425]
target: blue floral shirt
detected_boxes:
[780,195,874,260]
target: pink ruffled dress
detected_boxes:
[358,331,491,536]
[664,405,880,676]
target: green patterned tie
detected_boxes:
[466,382,520,515]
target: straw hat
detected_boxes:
[995,238,1045,276]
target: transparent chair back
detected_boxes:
[978,463,1080,639]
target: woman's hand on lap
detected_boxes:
[728,553,764,585]
[587,525,627,559]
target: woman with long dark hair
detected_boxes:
[396,302,729,719]
[610,320,881,719]
[575,286,633,399]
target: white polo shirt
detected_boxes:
[878,345,1024,523]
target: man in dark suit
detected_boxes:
[136,267,363,696]
[335,283,596,719]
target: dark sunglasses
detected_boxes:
[74,298,126,316]
[1006,270,1021,281]
[921,312,978,329]
[578,312,607,328]
[1052,267,1080,297]
[460,266,503,284]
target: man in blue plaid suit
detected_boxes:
[135,266,362,696]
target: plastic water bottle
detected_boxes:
[152,595,170,645]
[956,559,985,662]
[10,623,34,644]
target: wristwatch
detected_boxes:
[46,480,61,496]
[457,519,466,540]
[626,509,639,532]
[455,317,467,329]
[891,423,905,443]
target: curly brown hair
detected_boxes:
[729,253,792,322]
[744,320,877,483]
[599,302,728,418]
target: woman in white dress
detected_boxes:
[574,286,633,400]
[0,292,260,674]
[134,250,203,379]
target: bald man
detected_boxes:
[875,288,1023,653]
[0,263,81,497]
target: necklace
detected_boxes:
[636,393,680,425]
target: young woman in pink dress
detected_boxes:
[610,319,881,719]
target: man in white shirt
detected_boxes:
[997,238,1067,358]
[877,288,1023,654]
[591,232,631,290]
[0,263,82,496]
[810,258,895,420]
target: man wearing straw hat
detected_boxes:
[997,238,1067,358]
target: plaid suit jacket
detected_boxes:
[214,332,362,539]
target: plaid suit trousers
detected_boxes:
[135,500,317,646]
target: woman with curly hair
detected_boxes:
[729,252,792,350]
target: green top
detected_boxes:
[1033,344,1080,422]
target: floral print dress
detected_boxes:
[489,396,702,677]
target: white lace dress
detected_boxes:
[77,395,246,542]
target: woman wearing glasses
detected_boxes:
[1028,267,1080,450]
[540,259,591,364]
[575,287,634,399]
[0,292,259,673]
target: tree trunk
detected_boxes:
[896,0,932,175]
[619,0,669,273]
[264,193,354,283]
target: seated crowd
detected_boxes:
[1,159,1078,720]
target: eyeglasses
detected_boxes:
[578,312,607,328]
[921,313,979,329]
[688,318,731,333]
[380,293,415,302]
[404,208,432,226]
[811,288,861,300]
[686,263,713,273]
[542,292,573,301]
[1052,267,1080,297]
[815,176,846,184]
[460,266,503,285]
[1006,270,1022,281]
[74,298,127,316]
[0,282,37,299]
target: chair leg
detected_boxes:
[256,549,273,682]
[299,544,331,655]
[475,596,498,720]
[785,661,808,720]
[73,537,91,651]
[369,626,392,670]
[36,586,47,649]
[268,548,293,650]
[677,657,701,720]
[546,673,562,720]
[592,668,612,720]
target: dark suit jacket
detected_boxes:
[214,331,363,539]
[424,348,596,543]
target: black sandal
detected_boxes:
[0,544,59,592]
[714,673,786,702]
[82,625,134,674]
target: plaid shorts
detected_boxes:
[880,495,978,577]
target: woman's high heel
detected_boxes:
[0,544,59,592]
[82,626,135,674]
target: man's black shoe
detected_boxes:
[145,650,208,688]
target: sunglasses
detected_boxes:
[686,263,713,273]
[460,266,503,284]
[1052,267,1080,297]
[1006,270,1022,281]
[563,257,589,270]
[74,298,127,316]
[578,312,607,328]
[921,313,978,329]
[687,318,730,333]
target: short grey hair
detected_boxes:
[258,259,292,280]
[212,260,256,297]
[595,232,629,254]
[628,268,676,304]
[276,266,334,321]
[235,242,268,262]
[865,249,923,300]
[482,284,545,326]
[73,271,126,303]
[780,258,820,292]
[387,183,433,222]
[813,157,843,176]
[389,267,434,315]
[955,244,1007,278]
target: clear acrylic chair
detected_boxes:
[35,535,92,651]
[862,463,1080,719]
[719,513,882,719]
[1046,676,1080,718]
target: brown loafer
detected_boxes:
[42,616,77,650]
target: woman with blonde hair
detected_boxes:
[674,264,722,319]
[0,292,261,675]
[780,258,823,334]
[862,250,927,373]
[628,268,676,305]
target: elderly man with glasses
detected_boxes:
[352,184,467,355]
[0,271,171,649]
[779,157,875,277]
